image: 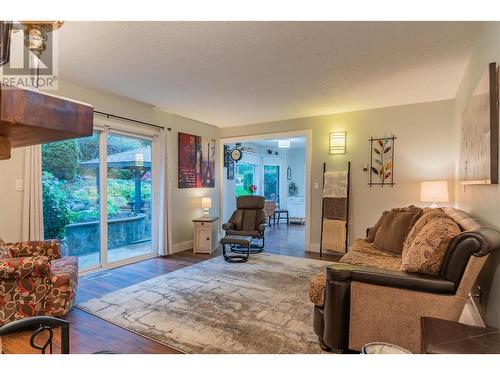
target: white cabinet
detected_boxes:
[193,217,219,254]
[287,197,305,219]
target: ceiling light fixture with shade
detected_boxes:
[278,139,291,148]
[420,181,449,208]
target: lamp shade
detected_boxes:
[201,197,212,209]
[329,132,346,155]
[420,181,449,203]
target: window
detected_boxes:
[235,162,255,197]
[42,125,159,271]
[264,165,280,204]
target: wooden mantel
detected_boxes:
[0,85,94,159]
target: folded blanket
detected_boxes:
[322,219,347,253]
[323,197,347,220]
[323,171,348,198]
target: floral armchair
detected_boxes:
[0,239,78,326]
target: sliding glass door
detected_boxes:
[42,126,159,272]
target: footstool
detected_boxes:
[220,235,253,263]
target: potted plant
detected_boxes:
[248,184,257,195]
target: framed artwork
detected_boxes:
[369,136,395,187]
[459,62,499,185]
[178,132,216,188]
[227,161,235,180]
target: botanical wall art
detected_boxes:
[178,132,216,188]
[459,62,499,185]
[369,136,396,187]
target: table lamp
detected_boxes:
[201,197,212,217]
[420,181,449,208]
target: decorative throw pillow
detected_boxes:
[400,217,461,275]
[0,238,12,260]
[373,206,423,255]
[366,210,389,243]
[402,208,447,259]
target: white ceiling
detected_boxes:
[58,21,482,127]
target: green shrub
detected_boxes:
[42,172,71,239]
[42,140,80,180]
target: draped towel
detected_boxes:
[321,219,347,253]
[323,171,348,198]
[323,197,347,220]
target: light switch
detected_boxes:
[314,182,319,189]
[15,179,24,191]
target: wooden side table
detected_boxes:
[192,217,219,254]
[421,317,500,354]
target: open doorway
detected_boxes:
[220,132,310,256]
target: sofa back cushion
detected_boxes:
[0,238,12,260]
[373,206,423,255]
[400,216,461,275]
[402,208,447,259]
[366,210,389,243]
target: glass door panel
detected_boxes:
[235,162,255,197]
[42,132,101,271]
[264,165,280,205]
[106,133,153,263]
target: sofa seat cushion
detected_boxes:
[373,206,423,255]
[400,217,461,275]
[45,256,78,317]
[309,271,326,306]
[339,249,402,271]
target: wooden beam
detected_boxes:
[0,86,94,148]
[0,136,11,160]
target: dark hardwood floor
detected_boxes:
[2,224,340,354]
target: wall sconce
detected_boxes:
[329,132,346,155]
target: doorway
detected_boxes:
[220,130,311,254]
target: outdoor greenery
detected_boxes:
[42,134,152,240]
[235,163,255,197]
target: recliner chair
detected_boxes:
[222,195,267,252]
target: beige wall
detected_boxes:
[220,99,456,250]
[0,81,219,249]
[454,22,500,328]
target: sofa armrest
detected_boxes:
[6,240,61,260]
[222,223,234,231]
[326,263,456,294]
[0,256,51,280]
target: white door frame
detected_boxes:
[219,129,312,252]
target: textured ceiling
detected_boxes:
[58,21,482,127]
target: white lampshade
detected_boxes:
[201,197,212,209]
[329,132,347,155]
[420,181,449,206]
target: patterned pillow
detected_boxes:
[0,238,12,260]
[402,208,447,259]
[400,217,461,275]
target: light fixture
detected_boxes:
[201,197,212,217]
[278,139,291,148]
[329,132,346,155]
[420,181,449,208]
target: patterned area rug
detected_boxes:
[77,253,329,354]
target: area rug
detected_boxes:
[77,253,330,354]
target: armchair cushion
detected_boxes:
[0,239,11,260]
[6,240,61,260]
[45,256,78,318]
[0,256,51,280]
[401,217,460,275]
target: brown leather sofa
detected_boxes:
[310,207,500,353]
[222,195,267,251]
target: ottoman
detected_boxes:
[220,235,253,263]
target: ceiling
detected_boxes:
[58,21,482,127]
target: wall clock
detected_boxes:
[230,147,243,162]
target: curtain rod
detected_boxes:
[94,110,172,131]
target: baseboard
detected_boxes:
[172,240,193,254]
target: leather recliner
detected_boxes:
[222,195,267,251]
[313,208,500,353]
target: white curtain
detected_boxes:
[158,128,172,255]
[22,145,44,240]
